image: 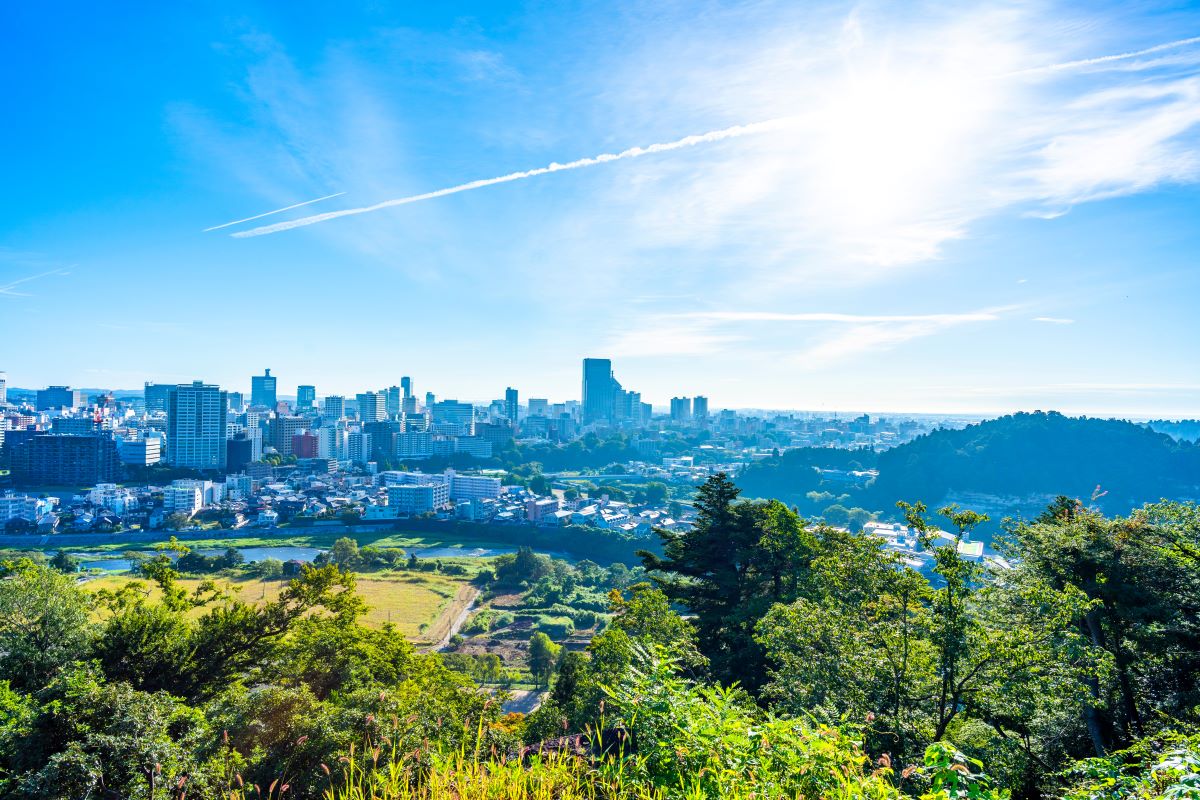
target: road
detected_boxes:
[421,584,480,652]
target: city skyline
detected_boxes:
[2,2,1199,416]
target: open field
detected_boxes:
[80,570,470,641]
[55,530,524,555]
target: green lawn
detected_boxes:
[81,570,470,640]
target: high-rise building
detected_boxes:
[693,396,709,421]
[356,391,386,422]
[582,358,616,423]
[141,382,171,414]
[250,369,277,408]
[227,392,244,412]
[297,385,316,409]
[385,386,402,417]
[425,391,436,410]
[291,431,318,459]
[6,432,121,486]
[527,398,548,417]
[323,395,345,419]
[36,386,83,411]
[269,416,306,456]
[401,376,413,399]
[504,388,519,424]
[167,381,228,470]
[670,397,693,422]
[0,371,6,406]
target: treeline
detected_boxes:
[738,411,1200,523]
[382,517,657,565]
[528,474,1200,797]
[1,475,1197,798]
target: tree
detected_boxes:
[254,557,284,580]
[644,481,669,506]
[528,631,561,687]
[329,536,360,570]
[49,549,80,574]
[0,560,92,691]
[163,511,192,530]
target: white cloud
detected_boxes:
[1033,316,1075,324]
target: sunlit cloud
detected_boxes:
[1033,316,1075,324]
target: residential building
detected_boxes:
[445,469,502,501]
[250,369,277,408]
[162,484,202,518]
[167,381,228,470]
[6,432,121,485]
[144,382,172,414]
[292,431,318,458]
[118,435,161,466]
[0,371,6,406]
[348,431,372,464]
[385,386,401,417]
[269,415,306,456]
[386,482,450,515]
[356,391,386,422]
[323,395,345,419]
[670,396,692,422]
[0,493,49,523]
[693,395,709,421]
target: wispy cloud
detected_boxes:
[1033,316,1075,324]
[0,268,69,298]
[1006,35,1200,78]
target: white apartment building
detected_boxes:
[386,482,450,515]
[163,485,202,517]
[0,494,49,523]
[445,469,502,501]
[87,483,139,515]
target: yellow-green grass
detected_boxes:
[80,571,468,640]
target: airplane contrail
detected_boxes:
[203,191,346,232]
[230,117,796,238]
[1006,35,1200,77]
[221,35,1199,238]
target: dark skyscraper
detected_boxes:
[582,358,616,423]
[504,387,518,424]
[401,376,413,399]
[251,369,277,408]
[144,382,172,414]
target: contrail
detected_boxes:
[203,191,346,232]
[230,118,796,238]
[1006,35,1200,77]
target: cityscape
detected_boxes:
[0,360,969,564]
[2,1,1199,796]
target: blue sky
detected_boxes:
[2,1,1199,416]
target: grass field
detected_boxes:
[80,570,470,641]
[61,530,520,555]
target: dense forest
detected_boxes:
[739,412,1200,526]
[1,474,1198,798]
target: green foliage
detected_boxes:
[0,560,91,691]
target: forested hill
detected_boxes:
[739,411,1200,519]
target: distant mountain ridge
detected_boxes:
[739,411,1200,522]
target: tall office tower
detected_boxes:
[269,415,306,456]
[144,382,172,413]
[385,386,401,417]
[425,391,436,410]
[527,398,548,417]
[401,376,413,399]
[504,387,519,424]
[297,385,316,409]
[0,371,6,405]
[323,395,345,419]
[401,395,418,414]
[582,358,616,423]
[693,396,709,421]
[356,391,386,422]
[227,391,244,412]
[167,381,228,470]
[251,369,277,408]
[36,386,83,410]
[670,396,693,422]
